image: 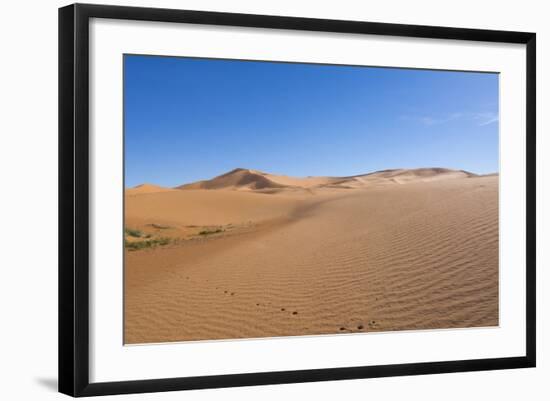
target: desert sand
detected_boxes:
[124,167,498,344]
[125,183,177,194]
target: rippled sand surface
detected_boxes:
[124,169,498,344]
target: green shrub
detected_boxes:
[198,228,223,236]
[125,228,143,238]
[125,237,171,251]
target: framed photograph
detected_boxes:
[58,3,536,397]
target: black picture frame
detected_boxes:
[59,3,536,397]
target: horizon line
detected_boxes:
[126,166,499,189]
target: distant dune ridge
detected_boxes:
[125,167,499,344]
[125,183,176,195]
[133,166,481,193]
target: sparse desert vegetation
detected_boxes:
[125,227,145,238]
[198,228,224,236]
[124,237,171,251]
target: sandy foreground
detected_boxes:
[124,168,498,344]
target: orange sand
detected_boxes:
[124,168,498,343]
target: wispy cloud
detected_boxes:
[473,112,499,126]
[402,111,498,127]
[417,112,463,126]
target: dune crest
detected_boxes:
[177,168,287,191]
[174,167,479,192]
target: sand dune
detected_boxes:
[174,167,476,192]
[176,167,342,191]
[125,188,310,227]
[126,183,175,196]
[177,168,287,190]
[124,168,498,344]
[355,167,474,183]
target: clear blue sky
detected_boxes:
[124,55,499,188]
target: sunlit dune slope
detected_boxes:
[172,167,476,192]
[126,183,175,196]
[125,168,498,343]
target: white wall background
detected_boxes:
[0,0,547,399]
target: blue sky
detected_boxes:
[124,55,499,188]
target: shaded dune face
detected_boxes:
[365,167,473,178]
[177,168,285,190]
[124,169,499,344]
